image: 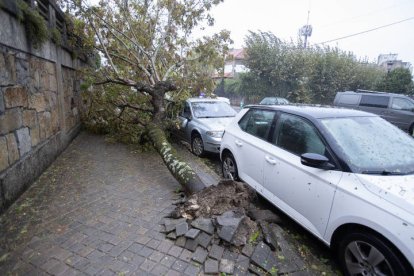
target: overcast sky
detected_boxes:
[195,0,414,66]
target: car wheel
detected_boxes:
[222,152,239,181]
[409,124,414,137]
[337,231,411,276]
[191,134,205,157]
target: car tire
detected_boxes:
[191,134,205,157]
[337,231,412,276]
[221,152,239,181]
[409,123,414,137]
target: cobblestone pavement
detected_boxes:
[0,132,204,275]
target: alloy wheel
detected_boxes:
[192,136,204,156]
[223,156,236,180]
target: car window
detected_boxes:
[190,101,236,118]
[391,98,414,111]
[273,113,326,156]
[359,95,389,108]
[239,109,275,140]
[181,102,191,118]
[338,94,360,105]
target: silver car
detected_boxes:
[176,98,237,156]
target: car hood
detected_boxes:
[357,174,414,216]
[197,117,235,130]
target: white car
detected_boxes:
[220,105,414,276]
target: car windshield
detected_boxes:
[321,116,414,174]
[191,101,236,118]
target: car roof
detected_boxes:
[338,91,409,98]
[246,104,377,119]
[187,97,226,103]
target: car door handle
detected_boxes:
[235,140,243,147]
[265,155,277,165]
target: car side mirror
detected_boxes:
[301,153,335,170]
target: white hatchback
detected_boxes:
[220,105,414,276]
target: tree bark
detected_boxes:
[146,122,205,194]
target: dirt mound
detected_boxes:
[173,180,256,220]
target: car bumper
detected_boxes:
[203,136,221,153]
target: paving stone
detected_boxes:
[175,236,186,247]
[248,207,281,223]
[149,251,164,262]
[178,249,193,262]
[127,242,144,254]
[220,259,235,274]
[223,249,239,262]
[184,237,198,252]
[204,258,219,274]
[191,247,208,264]
[251,242,272,271]
[160,255,177,268]
[135,235,151,245]
[175,222,189,236]
[165,270,182,276]
[140,259,157,272]
[172,259,188,272]
[157,240,174,253]
[151,264,169,275]
[196,231,212,249]
[208,244,224,260]
[136,246,154,258]
[218,225,237,243]
[242,244,254,257]
[191,218,214,234]
[167,232,177,240]
[216,211,243,227]
[41,258,70,275]
[184,263,200,275]
[165,218,187,233]
[167,245,183,258]
[260,221,277,251]
[147,239,161,249]
[184,228,200,239]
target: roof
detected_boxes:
[187,97,227,103]
[246,104,376,119]
[228,49,246,60]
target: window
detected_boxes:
[338,94,360,105]
[391,98,414,111]
[239,109,275,140]
[359,95,389,108]
[181,102,191,118]
[273,114,326,156]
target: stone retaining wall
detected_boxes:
[0,2,86,213]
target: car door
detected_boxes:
[177,101,192,142]
[358,95,391,120]
[388,97,414,131]
[262,113,343,238]
[232,109,276,190]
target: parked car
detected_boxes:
[259,97,290,105]
[220,104,414,276]
[174,97,237,156]
[334,90,414,135]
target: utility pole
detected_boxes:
[299,10,312,48]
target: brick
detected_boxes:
[6,132,19,164]
[22,110,37,128]
[29,93,48,112]
[0,109,22,135]
[4,86,28,108]
[16,127,31,156]
[0,135,9,171]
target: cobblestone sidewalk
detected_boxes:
[0,132,203,275]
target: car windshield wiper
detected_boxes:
[361,170,404,175]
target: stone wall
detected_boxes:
[0,2,86,213]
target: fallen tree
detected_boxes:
[60,0,231,193]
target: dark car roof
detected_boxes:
[246,104,376,119]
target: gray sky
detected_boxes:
[197,0,414,66]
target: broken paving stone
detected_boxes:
[259,221,277,251]
[185,228,200,239]
[242,244,254,257]
[184,238,198,252]
[175,222,189,236]
[251,242,272,271]
[219,259,235,274]
[216,210,244,227]
[191,247,208,264]
[248,207,281,223]
[248,263,267,276]
[204,258,219,274]
[167,232,177,240]
[175,236,186,247]
[164,218,186,232]
[208,244,224,260]
[191,217,214,234]
[196,232,212,249]
[218,225,237,243]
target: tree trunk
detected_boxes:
[146,122,205,195]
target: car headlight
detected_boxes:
[206,131,224,138]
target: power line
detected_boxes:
[316,16,414,45]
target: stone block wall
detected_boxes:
[0,2,86,213]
